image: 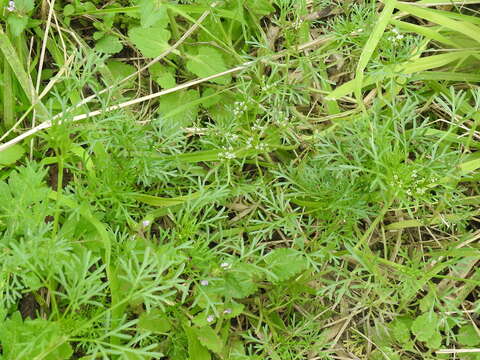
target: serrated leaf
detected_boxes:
[105,60,136,87]
[184,325,211,360]
[149,63,176,88]
[458,325,480,346]
[390,317,412,344]
[63,4,75,16]
[201,88,222,108]
[411,313,438,342]
[138,308,172,333]
[139,0,169,28]
[15,0,34,13]
[264,248,309,283]
[129,25,171,58]
[426,331,442,349]
[186,46,231,85]
[246,0,274,16]
[222,264,259,299]
[192,327,223,354]
[95,35,123,54]
[158,89,199,127]
[419,292,435,312]
[0,144,24,166]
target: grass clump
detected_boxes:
[0,0,480,359]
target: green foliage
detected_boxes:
[186,46,231,84]
[0,312,73,359]
[129,25,171,58]
[95,34,123,54]
[0,0,479,358]
[264,248,309,283]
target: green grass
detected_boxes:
[0,0,479,359]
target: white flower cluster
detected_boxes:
[388,28,404,42]
[252,123,266,132]
[226,133,239,142]
[392,170,439,198]
[255,143,268,151]
[232,101,247,117]
[219,146,236,160]
[293,18,303,30]
[6,0,15,11]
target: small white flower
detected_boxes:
[141,220,150,228]
[206,315,215,323]
[200,280,209,286]
[7,0,15,11]
[255,143,268,151]
[223,308,232,315]
[357,28,364,33]
[220,262,230,269]
[220,152,236,160]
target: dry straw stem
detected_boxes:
[0,33,333,153]
[31,0,56,157]
[437,349,480,354]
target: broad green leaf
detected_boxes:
[201,88,222,108]
[395,2,480,44]
[328,51,473,100]
[7,15,28,37]
[0,144,24,165]
[355,0,396,103]
[158,89,200,127]
[401,51,475,74]
[426,331,442,349]
[156,72,176,88]
[186,46,231,85]
[138,309,172,333]
[458,325,480,346]
[129,25,171,58]
[222,266,258,299]
[95,34,123,54]
[192,326,223,354]
[0,313,73,360]
[411,313,438,342]
[64,4,75,16]
[419,292,435,312]
[390,317,412,344]
[457,153,480,176]
[139,0,169,28]
[0,29,49,118]
[390,19,457,47]
[149,63,176,88]
[245,0,274,16]
[264,248,309,283]
[105,60,137,87]
[15,0,34,13]
[184,325,211,360]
